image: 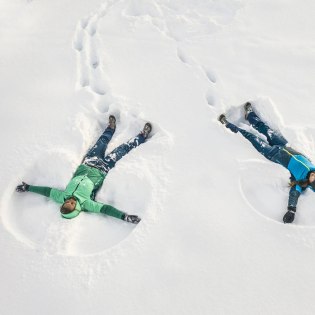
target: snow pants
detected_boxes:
[226,112,288,164]
[83,126,145,173]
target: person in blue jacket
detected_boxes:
[219,103,315,224]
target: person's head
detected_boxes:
[60,197,77,215]
[308,171,315,190]
[309,172,315,184]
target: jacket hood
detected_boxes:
[60,196,82,219]
[61,209,81,219]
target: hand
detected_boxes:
[283,210,295,224]
[16,182,30,193]
[123,214,141,224]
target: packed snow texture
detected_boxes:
[1,0,315,314]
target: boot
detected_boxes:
[218,114,238,133]
[244,102,253,120]
[218,114,228,125]
[108,115,116,129]
[141,122,152,138]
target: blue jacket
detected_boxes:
[280,147,315,209]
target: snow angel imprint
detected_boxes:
[16,116,152,224]
[219,103,315,224]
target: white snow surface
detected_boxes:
[1,0,315,314]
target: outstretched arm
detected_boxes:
[83,200,141,224]
[283,186,301,223]
[16,182,65,204]
[16,182,52,197]
[83,199,124,219]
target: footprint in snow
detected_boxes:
[205,89,216,107]
[89,71,108,95]
[87,36,100,69]
[78,50,90,87]
[203,66,216,84]
[86,16,98,37]
[176,47,194,65]
[73,27,84,52]
[80,17,90,29]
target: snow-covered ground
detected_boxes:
[1,0,315,314]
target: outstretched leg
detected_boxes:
[103,134,145,171]
[237,127,281,161]
[102,123,152,172]
[219,115,281,162]
[245,103,288,146]
[84,116,116,160]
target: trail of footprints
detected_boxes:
[73,3,116,96]
[176,47,218,108]
[74,0,219,110]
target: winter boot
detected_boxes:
[141,122,152,138]
[244,102,253,120]
[123,214,141,224]
[218,114,228,125]
[108,115,116,129]
[218,114,238,133]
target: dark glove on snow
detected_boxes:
[283,207,296,224]
[16,182,30,193]
[123,214,141,224]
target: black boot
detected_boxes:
[244,102,253,120]
[218,114,228,125]
[218,114,238,133]
[108,115,116,129]
[141,122,152,138]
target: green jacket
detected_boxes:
[28,164,124,219]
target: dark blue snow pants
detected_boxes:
[83,126,145,173]
[226,112,288,164]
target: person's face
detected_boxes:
[309,172,315,184]
[61,198,77,213]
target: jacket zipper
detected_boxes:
[71,175,87,196]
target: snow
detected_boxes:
[1,0,315,314]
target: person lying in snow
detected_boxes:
[16,115,152,224]
[219,103,315,224]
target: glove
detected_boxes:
[283,207,296,224]
[123,214,141,224]
[16,182,30,193]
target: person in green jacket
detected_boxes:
[16,116,152,224]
